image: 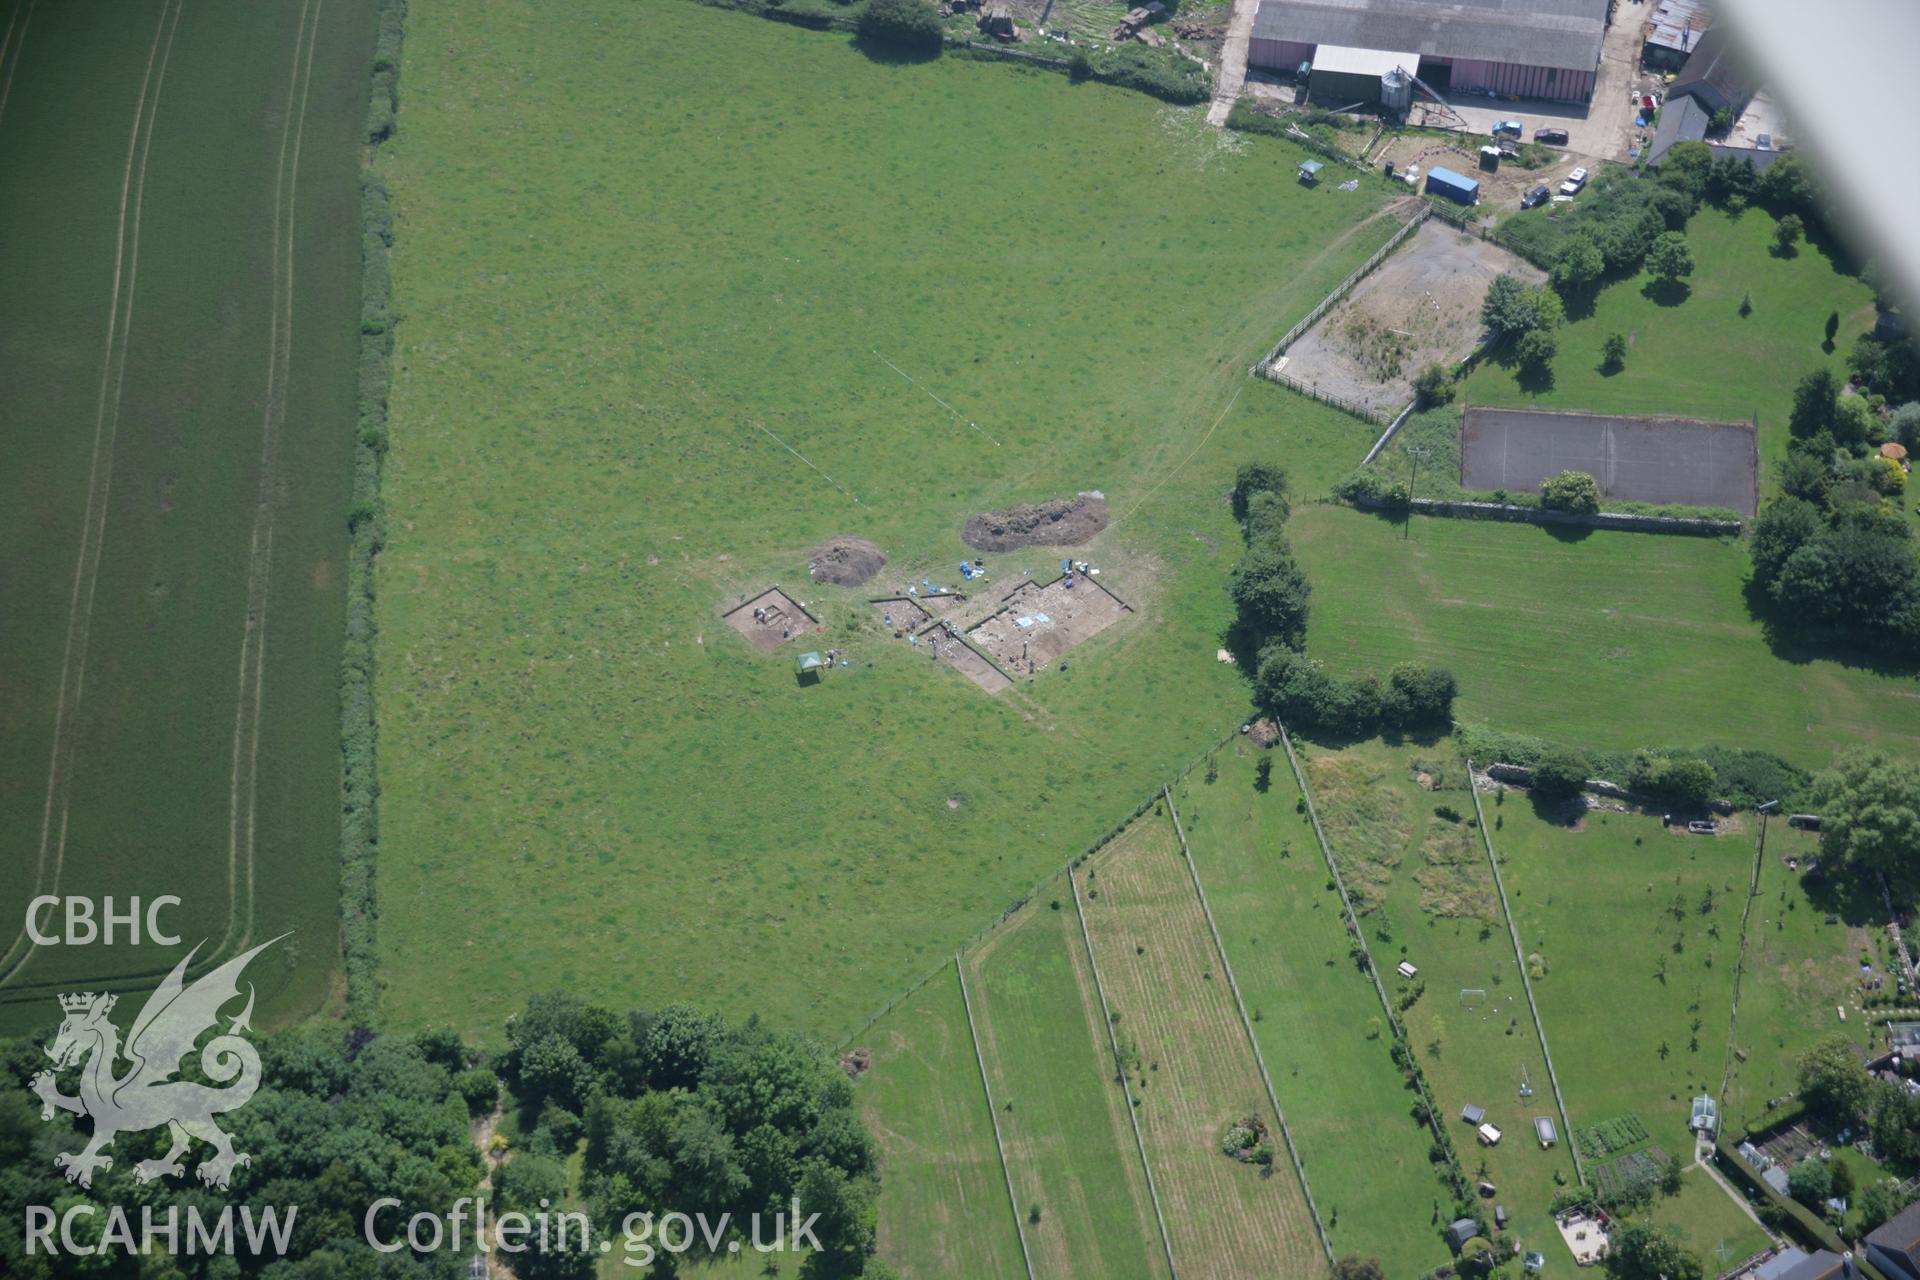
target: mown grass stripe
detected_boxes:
[1070,862,1181,1280]
[955,954,1037,1280]
[1163,784,1334,1265]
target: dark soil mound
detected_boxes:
[962,492,1108,552]
[809,536,887,587]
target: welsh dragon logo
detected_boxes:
[29,937,281,1191]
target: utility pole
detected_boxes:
[1404,446,1429,541]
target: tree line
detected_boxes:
[1227,462,1459,735]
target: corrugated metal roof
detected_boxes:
[1646,0,1711,54]
[1253,0,1607,73]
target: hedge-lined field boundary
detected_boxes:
[341,0,406,1029]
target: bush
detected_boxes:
[1646,231,1695,284]
[1082,43,1210,103]
[1413,363,1456,407]
[1516,326,1557,370]
[1540,470,1600,515]
[1228,542,1312,649]
[1601,332,1628,371]
[1531,746,1591,797]
[1627,751,1718,805]
[1233,461,1291,519]
[857,0,944,52]
[1774,214,1804,254]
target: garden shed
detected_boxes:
[1462,1103,1486,1125]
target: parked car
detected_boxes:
[1533,127,1569,145]
[1491,119,1523,139]
[1521,184,1550,209]
[1558,166,1589,196]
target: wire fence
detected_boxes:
[1466,758,1585,1188]
[955,957,1038,1280]
[1422,198,1558,272]
[1255,204,1431,375]
[1164,786,1335,1265]
[1275,723,1467,1195]
[1258,366,1391,425]
[1718,812,1772,1102]
[835,728,1241,1052]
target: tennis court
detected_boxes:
[1460,406,1758,515]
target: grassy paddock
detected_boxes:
[855,966,1029,1280]
[0,0,373,1030]
[1291,504,1920,767]
[1079,811,1329,1277]
[964,880,1171,1279]
[1722,824,1878,1131]
[1490,801,1746,1153]
[374,0,1406,1041]
[1468,205,1877,467]
[1299,739,1578,1233]
[1174,745,1451,1277]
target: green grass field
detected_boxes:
[1290,504,1920,768]
[1297,739,1579,1236]
[373,0,1409,1041]
[1173,745,1451,1277]
[1722,824,1879,1131]
[1490,801,1747,1154]
[1077,812,1329,1276]
[964,883,1171,1279]
[1470,205,1878,466]
[855,966,1029,1280]
[0,0,372,1030]
[1637,1167,1772,1269]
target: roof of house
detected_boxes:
[1868,1198,1920,1262]
[1648,93,1710,165]
[1252,0,1607,73]
[1670,23,1758,115]
[1775,1250,1849,1280]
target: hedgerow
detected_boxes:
[342,0,407,1028]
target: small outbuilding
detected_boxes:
[1535,1116,1558,1147]
[1447,1219,1482,1254]
[1462,1103,1487,1125]
[1690,1094,1718,1136]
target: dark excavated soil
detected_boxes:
[961,492,1108,551]
[809,535,887,587]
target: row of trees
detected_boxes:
[1227,463,1459,735]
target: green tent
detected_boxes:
[795,651,827,673]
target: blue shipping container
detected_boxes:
[1426,166,1480,205]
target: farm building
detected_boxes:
[1249,0,1605,105]
[1644,0,1710,71]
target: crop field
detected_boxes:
[1077,812,1328,1277]
[1289,505,1920,768]
[963,883,1171,1279]
[855,967,1029,1280]
[1721,824,1878,1131]
[1173,745,1451,1278]
[1468,205,1878,466]
[1297,740,1577,1234]
[0,0,372,1030]
[373,0,1410,1041]
[1490,801,1747,1153]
